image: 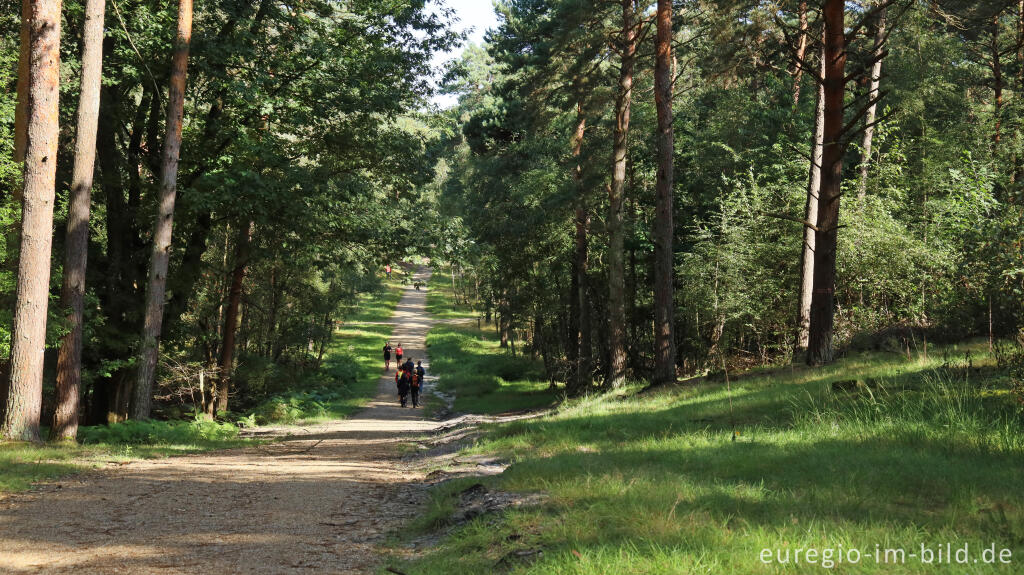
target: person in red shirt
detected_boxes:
[395,343,404,364]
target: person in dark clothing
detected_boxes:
[411,361,426,408]
[383,341,393,370]
[403,357,414,374]
[396,368,411,407]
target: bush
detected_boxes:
[79,419,239,446]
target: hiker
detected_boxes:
[396,367,411,407]
[395,343,404,364]
[385,264,392,278]
[383,341,393,370]
[411,360,426,408]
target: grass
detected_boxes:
[0,275,406,495]
[427,324,561,415]
[426,264,478,320]
[389,341,1024,574]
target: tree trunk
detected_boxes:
[606,0,637,388]
[567,110,584,381]
[51,0,105,441]
[215,223,252,415]
[132,0,194,419]
[807,0,847,366]
[2,0,62,442]
[792,1,809,107]
[572,105,593,392]
[857,6,886,199]
[796,37,826,356]
[652,0,676,385]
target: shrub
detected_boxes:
[79,419,239,446]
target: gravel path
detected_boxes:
[0,267,440,574]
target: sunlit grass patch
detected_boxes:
[393,342,1024,574]
[426,324,559,414]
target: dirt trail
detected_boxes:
[0,267,441,574]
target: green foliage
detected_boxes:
[78,419,240,446]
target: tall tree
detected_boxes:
[797,35,826,355]
[607,0,638,388]
[214,222,252,415]
[132,0,194,419]
[652,0,676,385]
[51,0,106,442]
[857,5,887,198]
[1,0,62,442]
[807,0,847,366]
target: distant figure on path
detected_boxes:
[383,341,393,370]
[395,343,404,364]
[412,361,426,408]
[385,264,392,278]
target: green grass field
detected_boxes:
[426,324,561,415]
[391,341,1024,574]
[0,275,405,495]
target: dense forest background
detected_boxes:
[1,0,1023,442]
[0,0,459,439]
[433,0,1024,389]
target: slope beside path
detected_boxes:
[0,267,439,574]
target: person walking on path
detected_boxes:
[383,341,393,370]
[411,360,426,408]
[395,343,404,365]
[395,366,411,407]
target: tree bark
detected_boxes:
[567,108,584,384]
[607,0,637,388]
[792,1,809,107]
[652,0,676,385]
[807,0,847,366]
[572,104,593,392]
[132,0,194,419]
[796,36,826,356]
[857,6,886,200]
[2,0,62,442]
[51,0,105,441]
[215,222,252,415]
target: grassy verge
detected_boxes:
[0,276,405,495]
[392,342,1024,574]
[427,324,560,415]
[426,264,477,320]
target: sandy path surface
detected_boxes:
[0,267,440,574]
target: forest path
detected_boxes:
[0,266,440,574]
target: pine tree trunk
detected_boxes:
[132,0,194,419]
[807,0,847,366]
[857,6,886,200]
[607,0,637,389]
[792,1,809,107]
[573,105,593,392]
[652,0,676,385]
[215,223,252,415]
[51,0,105,442]
[567,108,584,386]
[2,0,62,442]
[796,38,826,356]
